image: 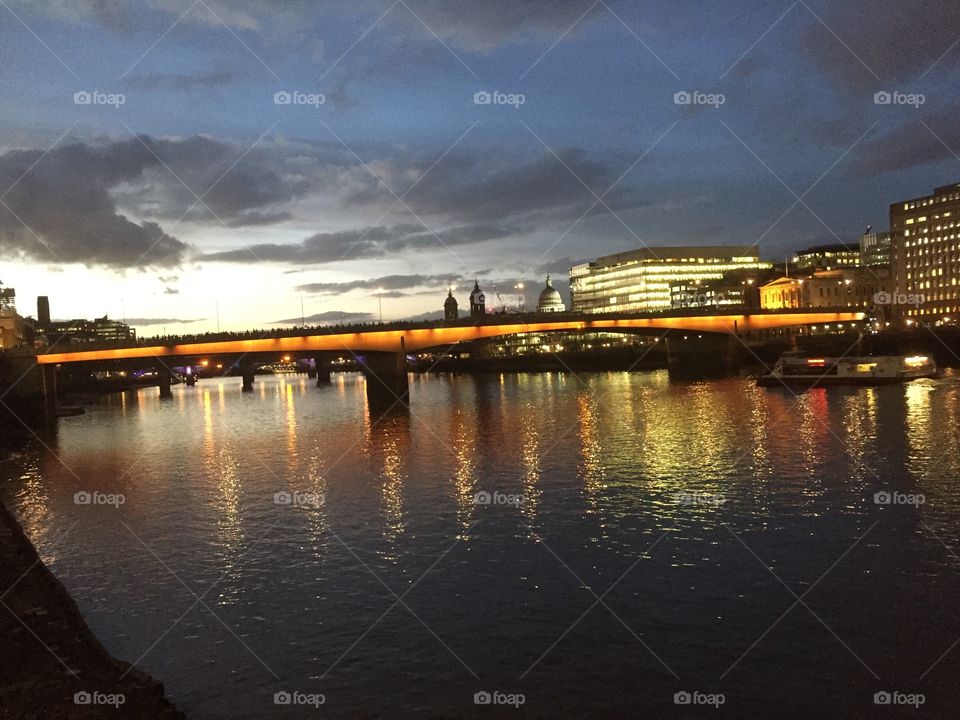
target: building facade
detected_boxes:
[860,230,892,267]
[891,182,960,324]
[759,267,890,310]
[569,245,770,314]
[0,287,33,349]
[793,243,861,271]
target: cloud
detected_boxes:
[126,316,205,326]
[796,0,960,89]
[854,108,959,174]
[162,287,179,294]
[272,310,375,325]
[294,274,461,295]
[0,139,192,268]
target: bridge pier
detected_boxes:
[240,362,256,393]
[157,367,173,399]
[360,349,409,409]
[0,357,56,427]
[666,332,740,379]
[313,355,331,386]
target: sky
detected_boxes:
[1,0,960,334]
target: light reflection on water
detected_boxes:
[2,371,960,718]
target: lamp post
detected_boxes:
[516,282,524,312]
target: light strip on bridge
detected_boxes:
[36,312,866,364]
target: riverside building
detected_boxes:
[569,245,770,314]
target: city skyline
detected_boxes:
[3,0,960,333]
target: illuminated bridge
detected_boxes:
[10,307,865,413]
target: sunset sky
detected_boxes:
[1,0,959,333]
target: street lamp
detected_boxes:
[515,282,524,312]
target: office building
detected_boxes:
[793,243,860,271]
[569,245,770,313]
[860,230,892,267]
[890,181,960,323]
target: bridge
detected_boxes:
[5,307,865,417]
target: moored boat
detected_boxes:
[758,351,937,387]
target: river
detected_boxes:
[2,371,959,718]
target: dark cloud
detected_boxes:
[272,310,375,325]
[854,108,959,174]
[796,0,960,90]
[202,223,516,264]
[0,140,189,268]
[36,0,606,52]
[295,274,461,295]
[126,316,205,326]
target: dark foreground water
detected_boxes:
[3,371,960,719]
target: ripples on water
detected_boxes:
[3,371,960,718]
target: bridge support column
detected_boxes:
[361,351,409,409]
[240,362,256,393]
[666,333,740,379]
[313,355,331,386]
[157,367,173,399]
[0,358,56,429]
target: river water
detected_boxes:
[2,371,960,718]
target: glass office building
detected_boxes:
[569,245,770,313]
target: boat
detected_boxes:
[758,351,937,387]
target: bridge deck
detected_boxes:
[34,310,865,364]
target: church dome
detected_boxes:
[444,290,458,309]
[537,275,565,313]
